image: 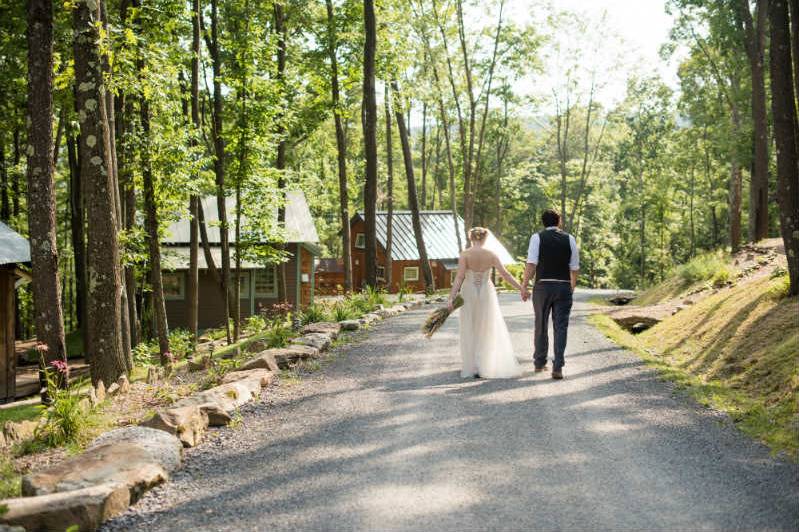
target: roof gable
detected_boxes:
[353,211,514,264]
[163,190,319,245]
[0,222,30,265]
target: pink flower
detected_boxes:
[35,342,49,354]
[49,359,69,376]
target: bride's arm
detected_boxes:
[494,255,522,291]
[448,253,466,310]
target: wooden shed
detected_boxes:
[349,211,514,293]
[161,191,321,330]
[0,222,30,403]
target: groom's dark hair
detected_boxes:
[541,209,560,228]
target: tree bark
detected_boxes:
[119,95,139,347]
[769,0,799,295]
[392,81,434,293]
[362,0,378,288]
[67,129,86,342]
[420,101,427,210]
[384,84,394,291]
[737,0,771,242]
[274,1,289,304]
[74,0,126,384]
[26,0,67,368]
[1,136,8,222]
[325,0,353,293]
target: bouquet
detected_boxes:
[422,295,464,338]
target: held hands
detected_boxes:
[447,298,454,313]
[520,287,531,302]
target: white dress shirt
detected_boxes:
[526,227,579,282]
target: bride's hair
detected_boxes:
[468,227,489,242]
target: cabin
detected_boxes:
[161,191,321,330]
[315,258,346,295]
[0,222,30,403]
[348,211,514,293]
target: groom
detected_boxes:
[520,209,580,379]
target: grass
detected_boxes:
[591,272,798,459]
[635,250,733,305]
[0,455,21,499]
[0,402,41,425]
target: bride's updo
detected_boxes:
[468,227,489,242]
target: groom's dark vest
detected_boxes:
[536,229,572,282]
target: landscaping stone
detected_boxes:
[174,378,261,415]
[196,402,233,427]
[187,355,212,372]
[235,350,280,372]
[117,375,130,394]
[0,524,25,532]
[292,333,332,351]
[22,426,182,501]
[88,387,99,406]
[220,368,274,387]
[339,320,360,331]
[3,420,37,445]
[107,382,121,396]
[142,405,209,448]
[146,366,164,384]
[363,313,381,323]
[95,380,106,401]
[0,482,130,532]
[273,345,321,369]
[301,321,341,339]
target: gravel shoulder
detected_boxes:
[104,290,799,531]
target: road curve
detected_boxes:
[105,290,799,531]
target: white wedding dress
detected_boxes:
[458,269,522,378]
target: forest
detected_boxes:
[1,0,797,387]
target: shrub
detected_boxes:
[36,365,101,448]
[332,302,359,321]
[263,324,294,348]
[244,315,267,335]
[677,251,730,285]
[710,267,733,288]
[767,271,791,300]
[299,303,329,325]
[168,329,195,360]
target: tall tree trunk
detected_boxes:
[274,1,289,305]
[420,101,427,210]
[119,95,139,347]
[188,0,202,339]
[133,0,169,363]
[790,0,799,104]
[384,84,394,291]
[209,0,231,341]
[392,81,434,293]
[769,0,799,295]
[12,128,21,220]
[74,0,126,384]
[27,0,67,368]
[737,0,771,242]
[1,136,8,222]
[325,0,352,293]
[67,129,86,347]
[362,0,378,288]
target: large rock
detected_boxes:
[174,378,261,415]
[3,420,38,445]
[339,320,360,331]
[0,482,130,532]
[292,333,332,351]
[362,313,381,324]
[220,369,274,387]
[301,321,341,339]
[22,426,181,501]
[168,399,231,427]
[142,405,209,448]
[235,350,280,372]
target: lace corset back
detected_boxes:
[466,269,491,291]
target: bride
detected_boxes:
[448,227,524,379]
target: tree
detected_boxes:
[384,84,395,290]
[73,0,129,384]
[768,0,799,295]
[26,0,67,367]
[188,0,202,340]
[362,0,378,288]
[392,80,434,293]
[325,0,353,293]
[736,0,770,242]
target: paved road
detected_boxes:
[106,290,799,531]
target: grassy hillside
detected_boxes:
[592,247,798,459]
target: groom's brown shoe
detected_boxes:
[551,369,563,380]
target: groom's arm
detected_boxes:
[521,262,536,290]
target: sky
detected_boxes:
[506,0,683,111]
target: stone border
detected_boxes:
[0,298,427,531]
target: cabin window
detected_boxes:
[254,267,277,298]
[403,266,419,282]
[163,272,185,300]
[376,266,386,281]
[355,233,366,249]
[238,272,250,299]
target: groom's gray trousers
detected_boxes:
[532,282,573,370]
